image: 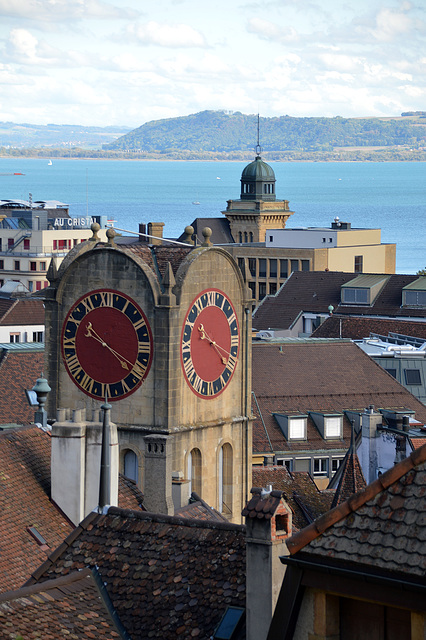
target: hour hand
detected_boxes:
[198,324,227,364]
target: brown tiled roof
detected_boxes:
[253,272,424,331]
[312,316,426,340]
[177,217,234,245]
[252,466,334,531]
[0,426,145,593]
[0,569,127,639]
[0,427,72,593]
[242,487,285,520]
[27,507,246,640]
[124,243,193,279]
[252,341,426,454]
[0,298,45,326]
[330,448,366,509]
[0,298,15,320]
[0,347,44,424]
[286,443,426,578]
[175,492,228,522]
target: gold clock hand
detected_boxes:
[85,322,131,370]
[198,324,227,364]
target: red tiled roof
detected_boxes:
[0,569,126,639]
[0,298,45,326]
[252,466,334,530]
[27,507,246,640]
[242,488,285,520]
[0,347,44,424]
[252,341,426,454]
[286,443,426,578]
[253,272,425,331]
[175,492,228,522]
[0,426,145,593]
[312,315,426,340]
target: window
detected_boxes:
[32,331,44,343]
[259,259,266,277]
[301,260,310,271]
[8,238,14,249]
[329,237,333,243]
[249,232,253,243]
[237,258,245,278]
[331,458,342,474]
[124,449,138,483]
[188,448,202,496]
[14,260,20,271]
[9,333,20,343]
[385,368,397,379]
[258,283,266,299]
[30,261,37,271]
[238,232,242,243]
[290,259,299,273]
[248,259,256,277]
[73,238,79,247]
[219,443,233,515]
[36,281,42,291]
[325,416,342,438]
[0,260,3,269]
[269,235,273,242]
[322,237,326,243]
[404,290,426,306]
[269,283,277,295]
[244,232,248,243]
[404,369,421,385]
[248,282,256,299]
[23,239,30,250]
[280,260,288,278]
[28,281,34,292]
[43,281,48,288]
[39,261,46,271]
[313,458,328,476]
[354,255,363,273]
[342,288,369,304]
[269,259,277,278]
[289,417,306,439]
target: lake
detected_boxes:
[0,158,424,274]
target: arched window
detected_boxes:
[187,448,202,496]
[244,232,248,243]
[239,232,243,243]
[219,443,233,515]
[124,449,138,483]
[249,232,253,243]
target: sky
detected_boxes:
[0,0,425,128]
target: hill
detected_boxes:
[104,110,426,155]
[0,122,131,149]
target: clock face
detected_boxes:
[61,289,153,401]
[181,289,239,398]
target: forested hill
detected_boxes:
[104,110,426,155]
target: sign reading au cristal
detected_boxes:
[53,217,96,228]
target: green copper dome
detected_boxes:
[240,155,276,201]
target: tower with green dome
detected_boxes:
[223,153,294,243]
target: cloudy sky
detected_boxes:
[0,0,425,127]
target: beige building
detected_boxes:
[0,200,108,291]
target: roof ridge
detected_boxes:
[286,442,426,555]
[106,505,245,532]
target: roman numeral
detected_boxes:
[99,291,114,307]
[66,354,81,376]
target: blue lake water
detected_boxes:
[0,158,424,274]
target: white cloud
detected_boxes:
[246,17,299,43]
[124,21,206,48]
[0,0,139,22]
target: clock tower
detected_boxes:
[44,226,252,523]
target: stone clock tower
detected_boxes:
[44,226,252,523]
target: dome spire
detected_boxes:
[255,113,262,157]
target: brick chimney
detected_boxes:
[242,488,292,640]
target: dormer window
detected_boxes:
[274,413,307,441]
[341,275,389,306]
[310,412,343,439]
[402,278,426,307]
[342,287,369,304]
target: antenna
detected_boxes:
[255,113,262,157]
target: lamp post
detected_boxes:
[32,374,51,428]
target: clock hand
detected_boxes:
[85,322,132,370]
[198,324,228,364]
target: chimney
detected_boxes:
[147,222,164,245]
[358,405,383,485]
[143,434,174,515]
[51,407,119,525]
[138,223,148,242]
[243,488,292,640]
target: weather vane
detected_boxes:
[255,113,262,157]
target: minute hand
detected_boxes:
[85,322,133,370]
[198,324,231,363]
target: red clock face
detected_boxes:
[181,289,239,398]
[61,289,153,401]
